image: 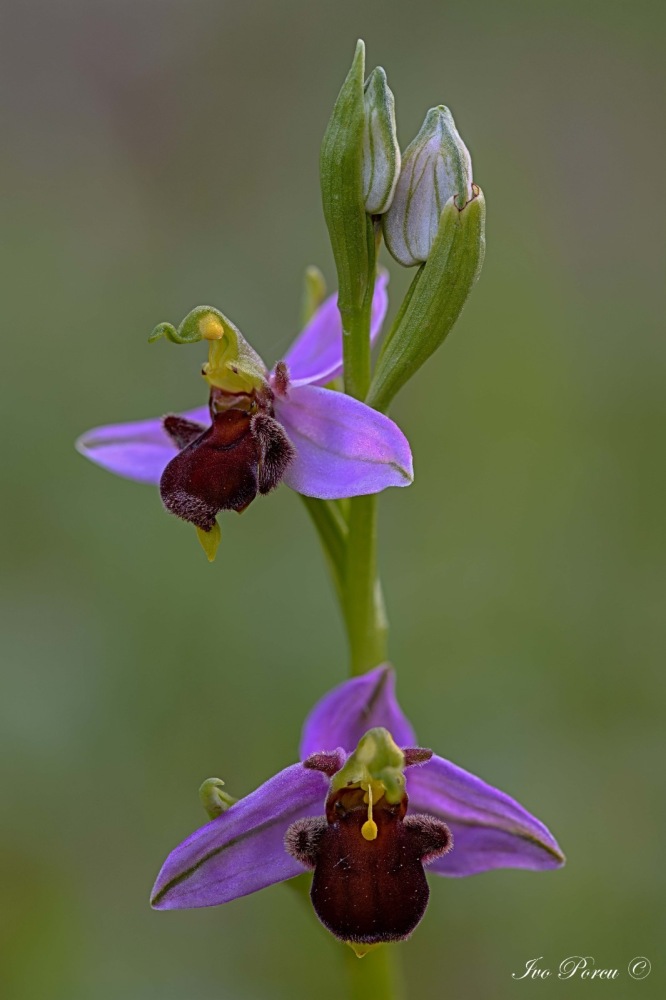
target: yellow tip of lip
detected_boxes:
[347,941,379,959]
[361,819,378,841]
[196,522,221,562]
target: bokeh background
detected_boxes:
[1,1,664,997]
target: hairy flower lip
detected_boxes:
[285,783,453,945]
[158,406,296,529]
[150,665,564,916]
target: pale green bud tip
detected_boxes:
[199,777,238,819]
[383,105,474,267]
[352,38,365,69]
[331,726,406,804]
[362,67,401,215]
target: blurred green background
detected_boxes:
[1,1,664,997]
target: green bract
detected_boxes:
[320,40,372,323]
[368,188,486,413]
[383,106,474,267]
[319,39,376,399]
[362,67,400,215]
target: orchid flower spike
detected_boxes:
[151,666,564,948]
[76,274,413,560]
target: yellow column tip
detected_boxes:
[361,819,378,841]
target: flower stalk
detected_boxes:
[343,494,387,676]
[345,942,404,1000]
[301,261,388,676]
[341,246,388,676]
[295,247,389,677]
[342,228,378,403]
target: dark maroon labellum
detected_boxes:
[285,787,452,944]
[160,396,294,531]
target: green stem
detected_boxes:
[300,495,347,603]
[301,493,387,673]
[345,945,404,1000]
[340,245,389,673]
[342,219,377,402]
[343,494,387,674]
[343,305,372,400]
[288,876,402,1000]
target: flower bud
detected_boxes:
[383,105,473,267]
[362,67,400,215]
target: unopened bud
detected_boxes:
[362,67,400,215]
[383,106,473,267]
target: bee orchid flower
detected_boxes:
[150,665,564,947]
[77,274,412,558]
